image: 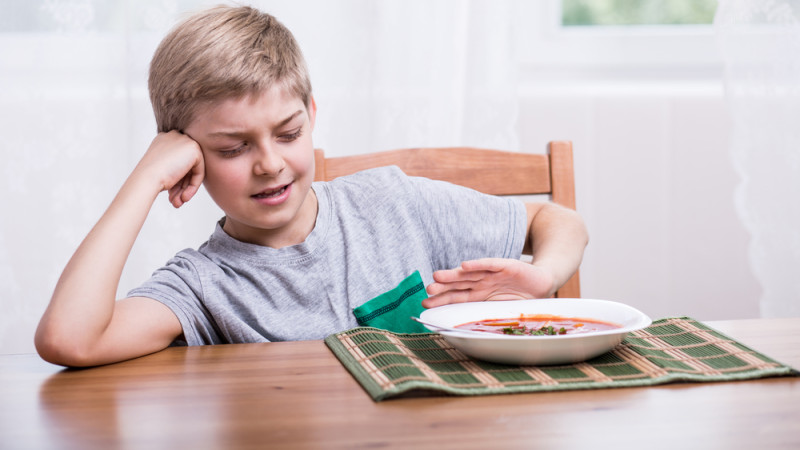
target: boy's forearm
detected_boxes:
[526,203,588,295]
[35,171,162,363]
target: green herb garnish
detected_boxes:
[501,325,566,336]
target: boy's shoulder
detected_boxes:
[326,165,407,185]
[319,165,413,197]
[315,166,421,215]
[321,164,490,203]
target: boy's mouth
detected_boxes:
[252,183,290,199]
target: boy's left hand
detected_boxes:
[423,258,556,308]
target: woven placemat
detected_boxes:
[324,317,798,401]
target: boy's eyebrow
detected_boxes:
[208,110,304,137]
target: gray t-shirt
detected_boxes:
[128,166,527,345]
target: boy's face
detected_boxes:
[184,86,318,248]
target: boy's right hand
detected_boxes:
[136,130,205,208]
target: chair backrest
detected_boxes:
[314,141,580,298]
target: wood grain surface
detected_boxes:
[1,318,798,449]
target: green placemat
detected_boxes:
[324,317,798,401]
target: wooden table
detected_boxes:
[1,318,798,449]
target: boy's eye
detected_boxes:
[278,128,303,142]
[219,143,247,158]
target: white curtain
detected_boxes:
[0,0,517,353]
[714,0,800,317]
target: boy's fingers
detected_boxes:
[460,258,508,273]
[433,265,500,283]
[431,259,510,283]
[180,185,198,203]
[169,186,190,208]
[180,157,205,203]
[427,277,491,295]
[189,156,205,186]
[167,158,204,207]
[425,281,451,297]
[422,290,473,308]
[168,186,181,207]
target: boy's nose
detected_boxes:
[253,145,285,176]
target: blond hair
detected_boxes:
[148,5,312,132]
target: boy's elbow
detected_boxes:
[34,324,96,368]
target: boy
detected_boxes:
[35,5,588,367]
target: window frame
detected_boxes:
[513,0,723,83]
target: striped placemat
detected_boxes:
[324,317,798,401]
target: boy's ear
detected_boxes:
[308,96,317,131]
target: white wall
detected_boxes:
[518,81,759,321]
[510,0,761,321]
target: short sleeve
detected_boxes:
[127,252,225,345]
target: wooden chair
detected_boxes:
[313,141,580,298]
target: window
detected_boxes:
[562,0,718,26]
[514,0,722,83]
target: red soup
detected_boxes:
[456,314,621,336]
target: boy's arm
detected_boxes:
[423,202,588,308]
[35,131,204,367]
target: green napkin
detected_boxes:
[353,271,428,334]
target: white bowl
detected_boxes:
[418,298,652,365]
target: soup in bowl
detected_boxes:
[456,314,622,336]
[418,298,651,365]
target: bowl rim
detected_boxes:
[419,298,652,340]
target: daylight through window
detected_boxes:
[562,0,717,26]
